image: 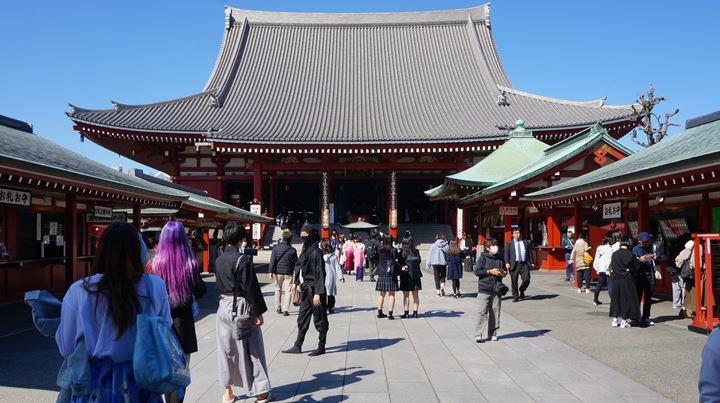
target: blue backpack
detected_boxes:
[133,275,191,394]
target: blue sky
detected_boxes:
[1,1,718,174]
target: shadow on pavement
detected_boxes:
[272,367,373,401]
[500,329,551,339]
[524,294,559,301]
[331,306,376,313]
[651,314,684,324]
[326,338,404,353]
[421,310,463,318]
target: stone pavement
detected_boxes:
[184,272,676,403]
[0,264,700,402]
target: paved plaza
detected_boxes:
[2,257,707,403]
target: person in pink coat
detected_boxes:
[354,236,366,281]
[343,235,355,275]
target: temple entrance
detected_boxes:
[275,181,321,227]
[333,180,386,225]
[398,180,445,224]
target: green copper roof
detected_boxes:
[425,121,549,199]
[527,114,720,201]
[460,123,632,205]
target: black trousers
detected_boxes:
[594,272,608,302]
[576,269,591,289]
[327,295,336,309]
[510,262,531,297]
[451,279,460,293]
[636,275,653,320]
[294,286,328,348]
[433,265,447,289]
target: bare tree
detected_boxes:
[629,85,679,147]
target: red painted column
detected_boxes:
[503,214,512,245]
[637,193,649,233]
[477,209,486,249]
[65,193,78,289]
[202,229,209,273]
[253,161,262,204]
[268,174,276,218]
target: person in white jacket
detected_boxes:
[593,237,613,306]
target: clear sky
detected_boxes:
[1,1,718,174]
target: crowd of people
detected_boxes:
[563,229,698,328]
[50,215,711,402]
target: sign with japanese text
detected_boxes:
[93,205,113,218]
[250,204,261,240]
[499,206,518,216]
[456,208,464,240]
[602,202,622,219]
[86,211,127,224]
[0,187,31,206]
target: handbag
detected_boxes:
[582,251,593,266]
[493,281,509,297]
[231,256,253,341]
[291,260,302,307]
[133,275,191,394]
[679,258,694,281]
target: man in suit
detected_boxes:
[504,229,534,302]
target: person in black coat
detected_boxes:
[282,224,328,356]
[474,238,507,342]
[609,236,641,328]
[397,236,422,318]
[268,230,298,316]
[504,229,534,302]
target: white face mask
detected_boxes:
[489,245,499,254]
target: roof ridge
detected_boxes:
[226,4,489,25]
[498,85,630,109]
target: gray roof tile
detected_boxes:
[69,5,634,145]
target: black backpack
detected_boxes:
[366,241,378,261]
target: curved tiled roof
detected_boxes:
[68,5,635,145]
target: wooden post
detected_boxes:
[637,193,649,233]
[699,193,711,232]
[253,162,262,203]
[477,209,485,247]
[132,203,141,230]
[202,229,210,273]
[547,212,559,247]
[573,202,581,237]
[65,193,78,289]
[268,175,276,218]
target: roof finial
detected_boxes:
[225,8,233,30]
[208,94,220,107]
[508,119,533,138]
[515,119,525,129]
[497,90,510,106]
[68,104,76,115]
[111,101,120,112]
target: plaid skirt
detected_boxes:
[375,275,398,292]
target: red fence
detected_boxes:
[690,234,720,332]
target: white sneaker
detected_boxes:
[577,288,582,293]
[584,289,590,293]
[643,319,655,326]
[611,318,619,327]
[490,332,499,341]
[620,320,631,328]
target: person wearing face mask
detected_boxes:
[474,238,507,342]
[282,224,328,357]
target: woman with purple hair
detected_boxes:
[147,221,206,402]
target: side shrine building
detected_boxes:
[68,4,637,238]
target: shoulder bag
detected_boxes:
[679,257,694,281]
[133,275,191,394]
[291,259,302,307]
[231,255,253,341]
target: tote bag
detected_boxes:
[133,275,191,394]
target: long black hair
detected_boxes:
[401,236,417,258]
[87,221,146,339]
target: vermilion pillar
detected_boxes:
[573,203,581,236]
[503,214,512,245]
[477,209,486,251]
[202,229,209,273]
[65,193,78,289]
[253,162,262,203]
[637,193,649,233]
